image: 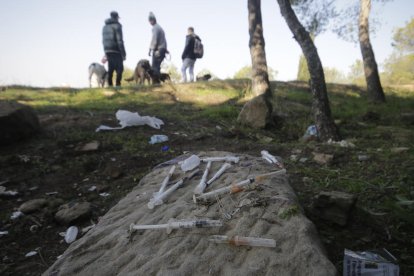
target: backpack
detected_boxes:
[193,36,204,59]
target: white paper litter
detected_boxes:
[64,226,79,244]
[10,211,23,220]
[96,110,164,132]
[0,231,9,236]
[25,251,38,257]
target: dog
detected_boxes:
[125,59,152,85]
[196,73,212,82]
[88,63,107,88]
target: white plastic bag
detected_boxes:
[96,110,164,132]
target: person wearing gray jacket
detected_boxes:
[102,11,126,87]
[148,12,167,84]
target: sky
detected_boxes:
[0,0,413,88]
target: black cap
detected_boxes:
[110,11,120,19]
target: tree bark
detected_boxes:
[276,0,340,141]
[237,0,273,128]
[359,0,386,103]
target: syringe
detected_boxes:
[157,165,176,195]
[193,161,212,195]
[206,162,232,188]
[208,235,276,247]
[148,169,199,209]
[261,150,283,168]
[130,219,222,234]
[201,156,240,164]
[194,169,286,203]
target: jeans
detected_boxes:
[151,48,166,84]
[181,58,196,82]
[107,52,124,86]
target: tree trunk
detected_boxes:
[237,0,273,129]
[276,0,340,141]
[359,0,386,103]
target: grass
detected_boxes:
[1,80,414,273]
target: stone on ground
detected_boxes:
[44,152,336,276]
[312,191,357,226]
[19,198,48,214]
[237,95,272,129]
[0,101,40,145]
[54,202,92,225]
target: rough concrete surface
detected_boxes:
[44,152,336,276]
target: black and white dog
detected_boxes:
[88,63,107,88]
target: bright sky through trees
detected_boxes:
[0,0,412,87]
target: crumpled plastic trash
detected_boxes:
[96,110,164,132]
[304,125,317,138]
[149,135,169,144]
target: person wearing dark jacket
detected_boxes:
[102,11,126,87]
[181,27,199,82]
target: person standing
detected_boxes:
[102,11,126,87]
[148,12,167,84]
[181,27,200,82]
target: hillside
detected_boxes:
[0,80,413,275]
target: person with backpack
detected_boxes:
[102,11,126,87]
[148,12,168,84]
[181,27,203,83]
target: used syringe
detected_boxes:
[194,169,287,203]
[206,162,232,188]
[130,219,222,234]
[193,161,212,195]
[148,169,199,209]
[156,165,176,195]
[201,156,240,164]
[208,235,276,248]
[261,150,283,168]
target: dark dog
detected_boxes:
[125,59,152,84]
[147,70,171,84]
[196,74,212,82]
[159,73,171,83]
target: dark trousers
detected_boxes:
[151,48,166,84]
[107,52,124,86]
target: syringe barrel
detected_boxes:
[158,165,176,194]
[202,156,239,164]
[233,236,276,247]
[206,163,231,186]
[194,161,211,195]
[208,235,276,247]
[147,179,184,209]
[131,223,168,231]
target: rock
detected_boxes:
[401,112,414,125]
[44,151,337,275]
[358,155,370,161]
[390,147,409,154]
[0,101,40,145]
[237,94,273,129]
[312,191,357,226]
[55,202,92,225]
[104,166,123,179]
[312,152,334,165]
[19,198,47,214]
[75,141,100,152]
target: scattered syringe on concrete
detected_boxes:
[201,156,239,164]
[194,161,212,195]
[130,219,222,234]
[208,235,276,247]
[205,162,232,188]
[261,150,283,168]
[156,165,176,195]
[148,169,199,209]
[193,169,287,203]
